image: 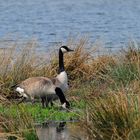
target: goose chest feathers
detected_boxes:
[55,71,68,92]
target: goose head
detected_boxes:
[60,46,74,54]
[62,101,70,109]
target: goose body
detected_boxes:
[16,77,56,98]
[15,46,73,108]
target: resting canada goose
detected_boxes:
[15,46,73,109]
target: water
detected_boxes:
[0,0,140,51]
[36,122,85,140]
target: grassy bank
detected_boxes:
[81,42,140,140]
[1,38,140,139]
[0,101,82,123]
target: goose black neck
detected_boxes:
[55,87,66,104]
[58,49,65,73]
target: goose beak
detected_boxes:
[68,48,74,52]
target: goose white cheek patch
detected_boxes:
[62,103,66,109]
[61,48,67,53]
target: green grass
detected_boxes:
[0,103,39,140]
[0,100,83,123]
[109,63,139,86]
[0,100,83,139]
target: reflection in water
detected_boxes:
[56,122,66,133]
[36,121,85,140]
[36,122,73,140]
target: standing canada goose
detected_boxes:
[15,46,73,109]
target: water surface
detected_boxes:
[36,122,85,140]
[0,0,140,51]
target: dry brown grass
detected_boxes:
[0,38,116,98]
[83,90,140,140]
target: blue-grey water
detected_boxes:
[0,0,140,51]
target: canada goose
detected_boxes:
[15,46,73,109]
